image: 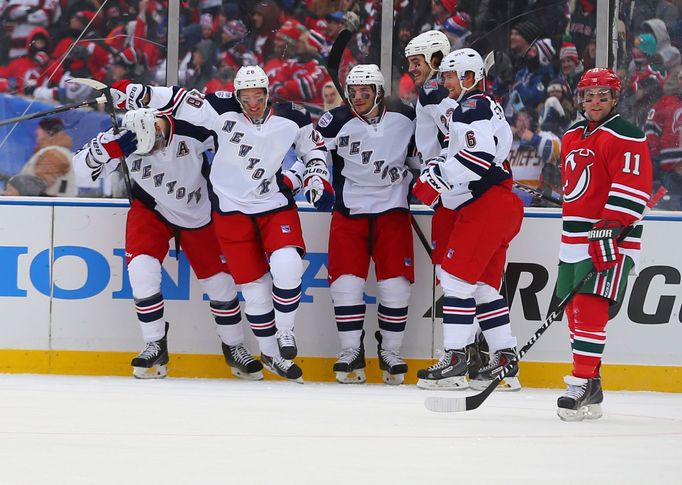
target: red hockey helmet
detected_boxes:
[577,68,622,103]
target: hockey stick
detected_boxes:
[68,78,133,204]
[0,95,107,128]
[327,29,434,257]
[513,181,563,206]
[424,186,667,413]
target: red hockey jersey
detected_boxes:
[644,94,682,172]
[560,114,653,266]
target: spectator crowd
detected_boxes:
[1,0,681,208]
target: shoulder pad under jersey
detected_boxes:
[317,105,353,138]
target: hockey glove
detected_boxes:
[412,163,451,207]
[303,159,334,211]
[88,130,137,166]
[587,220,624,272]
[282,169,303,194]
[111,80,149,110]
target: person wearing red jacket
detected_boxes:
[644,70,682,175]
[556,68,653,421]
[0,27,50,94]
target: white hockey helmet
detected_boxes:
[344,64,385,116]
[122,108,158,155]
[234,65,269,94]
[439,48,486,99]
[404,30,450,68]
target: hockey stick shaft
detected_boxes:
[425,186,667,413]
[513,181,562,206]
[0,96,106,128]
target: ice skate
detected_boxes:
[275,329,297,360]
[465,341,482,380]
[416,349,468,390]
[221,342,263,381]
[132,322,169,379]
[375,331,407,385]
[333,334,366,384]
[557,376,604,422]
[469,347,521,391]
[261,353,304,383]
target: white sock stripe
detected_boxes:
[249,321,275,329]
[135,302,164,313]
[443,306,476,315]
[378,313,408,322]
[273,293,301,305]
[573,349,604,357]
[335,314,365,321]
[211,307,241,317]
[477,308,509,320]
[573,336,606,344]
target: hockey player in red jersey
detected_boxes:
[315,64,416,385]
[555,68,652,421]
[74,109,263,381]
[110,65,334,383]
[412,48,523,392]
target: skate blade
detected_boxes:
[231,367,264,381]
[469,376,522,392]
[263,365,305,384]
[416,376,468,390]
[335,369,366,384]
[382,370,405,386]
[557,403,603,422]
[133,364,167,379]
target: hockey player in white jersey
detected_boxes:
[412,48,523,391]
[316,64,416,385]
[74,108,264,381]
[109,65,333,383]
[406,30,488,381]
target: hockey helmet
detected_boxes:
[345,64,385,115]
[234,65,269,94]
[404,30,450,68]
[123,108,158,155]
[439,48,486,100]
[577,68,622,103]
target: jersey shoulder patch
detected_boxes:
[418,83,449,106]
[603,115,646,141]
[317,105,353,137]
[205,93,240,114]
[386,96,415,120]
[274,101,312,127]
[452,94,493,124]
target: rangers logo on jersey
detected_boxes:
[563,148,595,202]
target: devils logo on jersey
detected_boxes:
[563,148,595,202]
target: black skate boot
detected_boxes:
[275,329,297,359]
[375,331,407,385]
[131,322,169,379]
[261,353,304,383]
[465,340,482,380]
[333,330,366,384]
[557,376,604,421]
[469,347,521,391]
[416,349,468,390]
[222,342,264,381]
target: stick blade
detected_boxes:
[483,51,495,75]
[328,29,352,71]
[424,396,467,413]
[67,77,108,90]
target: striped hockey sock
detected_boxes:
[335,304,365,349]
[377,304,407,351]
[442,296,475,350]
[135,292,165,342]
[572,329,606,378]
[272,284,301,332]
[211,298,243,346]
[246,310,278,357]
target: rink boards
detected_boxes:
[0,198,681,391]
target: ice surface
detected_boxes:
[0,374,680,484]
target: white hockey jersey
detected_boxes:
[415,78,458,162]
[74,117,215,229]
[440,91,513,209]
[316,99,416,216]
[147,86,326,215]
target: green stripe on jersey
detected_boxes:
[563,220,593,233]
[607,195,646,215]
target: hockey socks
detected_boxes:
[246,310,278,358]
[134,292,165,342]
[211,298,243,346]
[334,304,366,349]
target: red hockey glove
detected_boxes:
[303,159,334,211]
[111,80,148,110]
[587,220,624,272]
[89,130,138,165]
[412,163,451,206]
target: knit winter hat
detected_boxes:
[512,21,540,45]
[276,19,306,45]
[635,33,657,56]
[7,175,47,196]
[438,0,458,14]
[39,117,65,135]
[559,41,579,61]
